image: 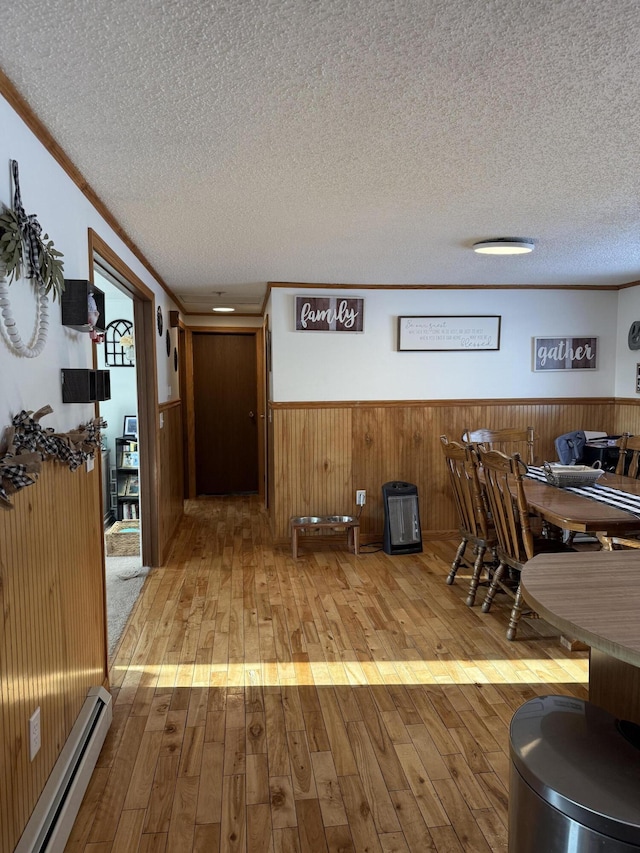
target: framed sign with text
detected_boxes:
[397,315,501,351]
[295,296,364,332]
[533,336,598,371]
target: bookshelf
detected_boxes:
[115,437,139,520]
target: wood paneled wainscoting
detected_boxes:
[269,398,623,542]
[158,400,185,564]
[614,399,640,437]
[0,461,106,853]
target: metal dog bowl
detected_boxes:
[291,516,323,525]
[325,515,355,524]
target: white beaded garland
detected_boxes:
[0,264,49,358]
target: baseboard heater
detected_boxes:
[15,686,113,853]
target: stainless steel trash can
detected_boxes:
[509,695,640,852]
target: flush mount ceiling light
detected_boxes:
[211,291,235,312]
[472,238,535,255]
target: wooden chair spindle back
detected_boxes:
[477,448,533,565]
[462,426,536,466]
[440,436,489,540]
[615,434,640,478]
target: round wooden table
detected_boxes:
[521,550,640,725]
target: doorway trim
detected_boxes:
[89,228,161,568]
[185,326,265,500]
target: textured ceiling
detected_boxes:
[2,0,640,312]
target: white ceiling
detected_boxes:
[2,0,640,313]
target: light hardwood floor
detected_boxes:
[65,497,589,852]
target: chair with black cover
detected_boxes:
[462,426,536,466]
[554,430,586,465]
[440,436,497,606]
[615,434,640,477]
[478,447,574,640]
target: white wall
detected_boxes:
[0,95,180,433]
[184,314,263,328]
[158,311,181,403]
[271,287,618,401]
[615,285,640,397]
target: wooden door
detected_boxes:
[178,326,190,498]
[193,332,258,494]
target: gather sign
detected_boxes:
[295,296,364,332]
[533,336,598,371]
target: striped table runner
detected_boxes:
[526,466,640,519]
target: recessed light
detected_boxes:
[212,306,235,313]
[473,238,535,255]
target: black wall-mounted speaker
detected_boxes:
[61,368,111,403]
[95,369,111,402]
[382,481,423,555]
[61,279,106,332]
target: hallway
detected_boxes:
[65,497,588,852]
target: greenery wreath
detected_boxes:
[0,205,65,302]
[0,160,65,358]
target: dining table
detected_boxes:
[502,466,640,661]
[521,468,640,536]
[521,549,640,726]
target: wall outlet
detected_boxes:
[29,707,41,761]
[356,490,366,506]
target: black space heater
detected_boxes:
[382,481,423,555]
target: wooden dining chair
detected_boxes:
[440,436,497,606]
[462,426,536,466]
[596,533,640,550]
[478,447,574,640]
[615,434,640,477]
